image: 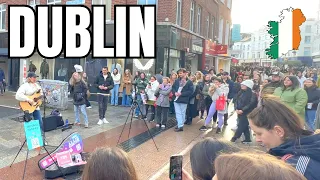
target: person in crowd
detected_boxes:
[145,76,159,121]
[222,72,234,125]
[172,68,194,132]
[181,138,240,180]
[216,69,224,76]
[185,75,199,125]
[133,72,149,119]
[304,78,320,131]
[155,77,172,129]
[69,72,89,128]
[202,66,209,75]
[196,72,206,119]
[248,97,319,180]
[82,147,138,180]
[230,68,238,81]
[0,67,5,96]
[155,69,163,84]
[82,73,92,109]
[208,69,216,78]
[169,72,178,114]
[231,80,258,143]
[94,66,114,125]
[16,72,46,144]
[274,76,308,120]
[200,78,229,134]
[213,152,307,180]
[202,74,213,120]
[297,71,306,88]
[111,68,121,106]
[133,71,140,81]
[119,69,132,107]
[263,71,283,94]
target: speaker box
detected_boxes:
[43,115,64,132]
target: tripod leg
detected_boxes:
[22,149,29,180]
[117,106,133,145]
[137,103,159,151]
[10,140,26,167]
[42,146,66,178]
[127,108,135,140]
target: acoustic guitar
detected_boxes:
[19,91,43,113]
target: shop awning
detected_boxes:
[232,58,239,63]
[0,48,8,56]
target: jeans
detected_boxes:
[305,110,316,131]
[156,106,169,125]
[97,94,108,119]
[31,110,44,136]
[74,104,89,125]
[135,94,146,117]
[174,102,188,128]
[111,84,120,105]
[233,115,251,141]
[0,81,3,94]
[122,88,132,106]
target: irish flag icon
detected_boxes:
[265,8,306,59]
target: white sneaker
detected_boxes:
[103,118,109,124]
[161,125,166,129]
[97,119,103,125]
[86,106,92,109]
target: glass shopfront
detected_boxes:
[54,58,81,82]
[28,54,55,80]
[168,49,180,73]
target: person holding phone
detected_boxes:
[133,72,149,119]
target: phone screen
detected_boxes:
[169,155,183,180]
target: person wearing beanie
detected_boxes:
[231,80,258,144]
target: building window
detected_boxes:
[247,45,250,50]
[305,36,311,44]
[264,42,267,49]
[258,36,261,40]
[47,0,61,5]
[197,7,201,34]
[305,25,312,33]
[206,16,209,38]
[252,53,255,59]
[227,0,232,9]
[176,0,182,26]
[189,1,195,31]
[211,16,215,39]
[257,52,260,58]
[218,18,223,43]
[258,43,260,50]
[138,0,157,4]
[243,45,245,50]
[304,47,311,56]
[29,0,40,9]
[225,21,229,45]
[92,0,112,20]
[247,52,249,59]
[220,0,224,4]
[0,4,5,30]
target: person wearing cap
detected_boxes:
[263,71,283,95]
[231,80,258,143]
[15,72,46,140]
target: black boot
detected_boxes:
[224,114,228,125]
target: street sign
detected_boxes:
[66,0,85,5]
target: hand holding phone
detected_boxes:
[169,155,183,180]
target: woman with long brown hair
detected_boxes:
[213,152,306,180]
[82,147,138,180]
[169,72,178,114]
[119,69,132,107]
[248,97,319,180]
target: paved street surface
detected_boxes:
[0,92,262,180]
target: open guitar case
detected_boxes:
[38,132,89,179]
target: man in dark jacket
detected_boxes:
[0,68,5,95]
[231,80,258,143]
[263,71,283,94]
[172,68,194,132]
[94,66,114,125]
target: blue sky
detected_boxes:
[231,0,318,33]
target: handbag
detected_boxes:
[216,94,226,111]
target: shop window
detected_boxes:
[47,0,61,5]
[186,53,198,73]
[0,4,6,30]
[168,49,180,74]
[85,57,108,90]
[189,1,195,31]
[54,58,80,82]
[92,0,112,20]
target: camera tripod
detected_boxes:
[117,92,159,151]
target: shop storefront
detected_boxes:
[204,40,231,73]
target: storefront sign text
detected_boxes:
[205,40,228,55]
[192,45,203,53]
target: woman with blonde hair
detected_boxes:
[119,69,132,107]
[70,72,89,127]
[169,72,178,114]
[213,152,306,180]
[82,147,138,180]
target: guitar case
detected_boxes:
[38,132,88,179]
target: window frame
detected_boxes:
[197,6,201,34]
[304,36,311,44]
[206,16,209,38]
[304,47,311,56]
[189,1,195,31]
[92,0,112,20]
[211,16,215,39]
[227,0,231,9]
[47,0,61,5]
[225,21,229,45]
[176,0,182,26]
[0,4,6,31]
[305,25,312,33]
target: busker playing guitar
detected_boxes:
[15,72,47,145]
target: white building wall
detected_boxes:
[297,19,315,57]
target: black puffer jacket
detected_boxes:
[305,86,320,110]
[94,72,114,94]
[70,80,88,105]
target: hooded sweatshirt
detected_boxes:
[269,134,320,180]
